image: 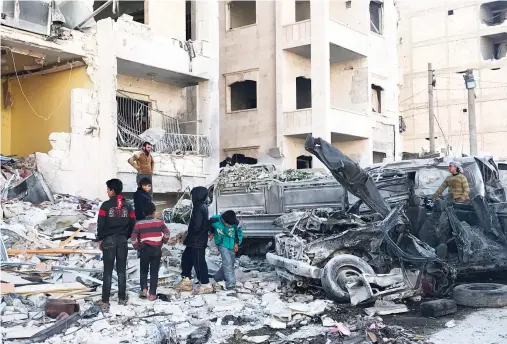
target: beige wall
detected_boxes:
[219,0,277,161]
[330,58,369,113]
[398,0,507,159]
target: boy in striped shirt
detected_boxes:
[131,202,170,300]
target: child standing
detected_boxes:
[209,210,243,290]
[131,202,170,301]
[133,178,152,221]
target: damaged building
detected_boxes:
[219,0,401,169]
[1,0,220,202]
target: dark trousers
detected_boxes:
[181,247,209,284]
[139,244,162,296]
[102,234,128,303]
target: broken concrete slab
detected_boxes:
[364,300,409,316]
[39,215,87,233]
[420,299,457,318]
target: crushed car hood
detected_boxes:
[305,135,391,218]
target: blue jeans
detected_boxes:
[214,245,236,289]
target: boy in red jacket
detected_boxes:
[131,202,170,301]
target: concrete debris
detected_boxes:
[365,300,410,316]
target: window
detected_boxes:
[220,154,257,167]
[116,96,150,148]
[369,1,383,34]
[480,34,507,60]
[480,2,507,26]
[228,1,256,30]
[448,10,454,16]
[373,151,386,164]
[296,77,312,110]
[186,0,196,41]
[371,84,383,113]
[93,1,145,24]
[295,1,310,22]
[230,80,257,111]
[297,155,312,169]
[346,1,352,9]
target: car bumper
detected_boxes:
[266,252,322,279]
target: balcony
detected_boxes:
[281,19,368,62]
[114,17,210,86]
[283,108,371,139]
[329,108,371,139]
[283,109,312,136]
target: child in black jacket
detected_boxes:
[133,177,152,221]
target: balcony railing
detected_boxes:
[116,92,211,156]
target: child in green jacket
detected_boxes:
[209,210,243,290]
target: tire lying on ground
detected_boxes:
[452,283,507,308]
[321,254,375,303]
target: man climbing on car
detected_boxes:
[432,161,470,203]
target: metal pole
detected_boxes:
[75,0,113,29]
[468,87,477,155]
[428,63,435,154]
[464,69,477,156]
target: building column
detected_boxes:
[310,0,331,168]
[196,0,220,183]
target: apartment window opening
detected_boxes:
[373,151,387,164]
[297,155,312,169]
[480,2,507,26]
[296,77,312,110]
[295,1,310,22]
[230,80,257,111]
[480,34,507,60]
[186,0,196,41]
[228,1,256,29]
[220,154,257,167]
[369,0,383,34]
[93,1,145,23]
[371,84,383,113]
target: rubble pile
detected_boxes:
[215,164,331,192]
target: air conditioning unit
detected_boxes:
[1,0,52,36]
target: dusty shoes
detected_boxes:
[174,277,193,292]
[118,298,128,306]
[139,289,148,299]
[96,300,110,312]
[197,284,214,295]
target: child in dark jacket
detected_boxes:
[133,178,152,221]
[174,186,213,294]
[131,202,169,301]
[97,179,136,309]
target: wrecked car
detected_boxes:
[267,135,507,305]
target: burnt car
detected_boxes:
[266,135,507,305]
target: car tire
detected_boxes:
[453,283,507,308]
[321,254,375,303]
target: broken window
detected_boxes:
[373,151,386,164]
[186,0,196,41]
[220,154,257,167]
[297,155,312,169]
[480,33,507,60]
[230,80,257,111]
[296,77,312,110]
[295,1,310,22]
[480,2,507,26]
[116,95,150,148]
[228,1,256,29]
[93,1,145,24]
[369,0,383,34]
[371,84,383,113]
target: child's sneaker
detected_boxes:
[174,277,193,292]
[149,294,157,301]
[139,289,148,299]
[96,300,110,312]
[197,284,214,295]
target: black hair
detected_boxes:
[144,202,156,216]
[222,210,239,226]
[139,177,152,187]
[106,179,123,195]
[142,142,152,148]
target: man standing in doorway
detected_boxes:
[128,142,154,197]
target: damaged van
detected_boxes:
[267,135,507,305]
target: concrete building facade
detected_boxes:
[398,0,507,159]
[1,0,220,201]
[219,0,401,168]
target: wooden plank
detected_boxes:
[6,282,87,296]
[59,228,82,248]
[61,231,96,239]
[0,271,34,285]
[8,248,101,255]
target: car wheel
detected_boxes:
[453,283,507,308]
[321,254,375,303]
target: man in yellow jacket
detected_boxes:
[432,161,470,202]
[128,142,154,197]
